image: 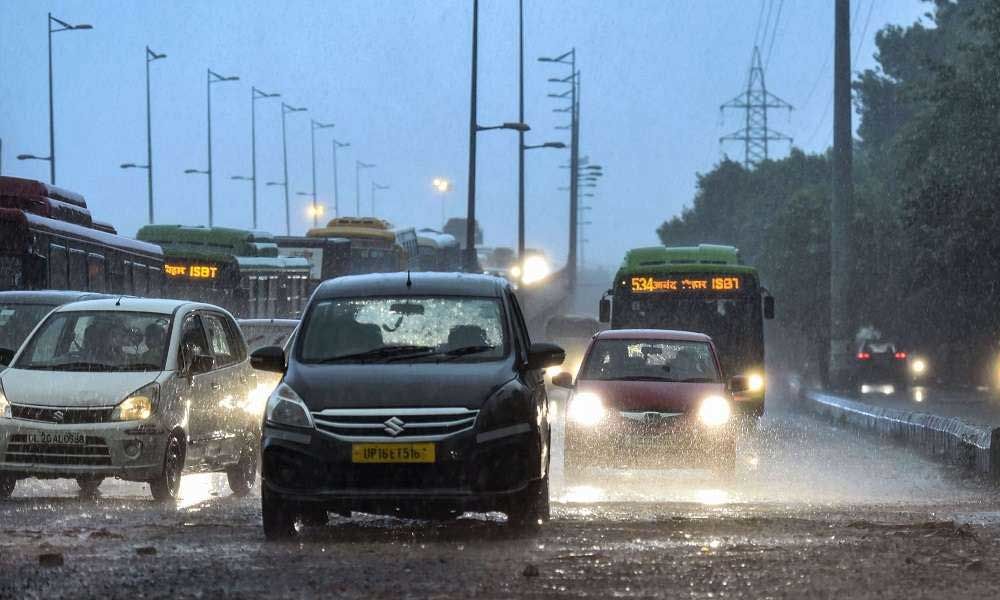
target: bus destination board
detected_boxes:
[164,263,219,279]
[630,275,742,293]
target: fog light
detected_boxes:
[123,439,142,460]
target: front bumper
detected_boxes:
[261,421,542,513]
[564,412,735,466]
[0,418,167,481]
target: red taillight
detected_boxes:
[895,352,907,360]
[857,352,871,360]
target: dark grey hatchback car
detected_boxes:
[251,272,564,540]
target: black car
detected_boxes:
[0,291,116,367]
[251,272,564,540]
[854,340,909,393]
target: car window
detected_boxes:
[0,303,55,354]
[202,314,236,367]
[299,296,507,363]
[579,339,721,383]
[16,311,171,372]
[180,314,211,370]
[222,316,248,362]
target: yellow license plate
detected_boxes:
[351,443,436,464]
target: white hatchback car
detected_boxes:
[0,298,260,500]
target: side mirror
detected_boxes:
[190,354,215,375]
[763,296,775,320]
[0,347,15,367]
[598,297,611,323]
[729,375,750,394]
[251,345,286,374]
[525,342,565,371]
[551,371,574,389]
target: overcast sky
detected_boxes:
[0,0,927,270]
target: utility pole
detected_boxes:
[720,46,793,168]
[465,0,480,271]
[517,0,526,261]
[568,68,579,288]
[145,47,166,224]
[332,139,349,218]
[829,0,853,388]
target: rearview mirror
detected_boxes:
[190,354,215,375]
[598,297,611,323]
[390,302,424,315]
[251,345,286,374]
[0,347,15,366]
[526,342,565,371]
[729,375,750,393]
[763,296,775,319]
[551,371,574,389]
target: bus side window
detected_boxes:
[124,261,135,294]
[148,266,162,297]
[69,248,87,291]
[134,264,148,296]
[49,243,69,289]
[87,253,106,292]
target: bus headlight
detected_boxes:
[911,358,927,376]
[747,373,765,393]
[567,392,606,426]
[697,396,732,427]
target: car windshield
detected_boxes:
[579,339,720,383]
[0,303,55,358]
[15,310,172,372]
[299,296,507,363]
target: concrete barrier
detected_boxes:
[802,389,1000,478]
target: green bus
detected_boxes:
[599,244,774,416]
[136,225,311,319]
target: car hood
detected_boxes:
[575,379,726,412]
[1,369,161,408]
[286,361,516,410]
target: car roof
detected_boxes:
[313,272,510,299]
[595,329,713,343]
[0,290,117,305]
[238,318,299,328]
[51,297,217,315]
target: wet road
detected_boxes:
[4,394,1000,599]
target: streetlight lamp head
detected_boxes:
[265,181,284,187]
[74,24,93,30]
[120,163,136,169]
[503,122,530,132]
[544,142,566,149]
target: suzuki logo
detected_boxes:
[51,410,65,423]
[383,417,405,437]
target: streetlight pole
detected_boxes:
[465,0,480,271]
[371,182,389,215]
[520,140,566,258]
[280,102,307,234]
[206,69,239,227]
[144,47,166,224]
[517,0,526,263]
[355,160,375,216]
[310,120,335,227]
[45,13,92,184]
[250,87,280,229]
[332,139,350,218]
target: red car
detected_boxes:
[553,329,749,475]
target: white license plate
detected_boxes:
[25,432,86,446]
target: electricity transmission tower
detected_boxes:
[719,46,793,168]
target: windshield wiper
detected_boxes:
[312,345,435,363]
[118,363,163,372]
[680,377,718,383]
[27,361,117,372]
[615,375,680,382]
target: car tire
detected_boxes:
[262,486,299,541]
[0,475,15,499]
[507,476,550,530]
[299,506,329,527]
[150,434,184,502]
[76,476,104,496]
[227,442,258,497]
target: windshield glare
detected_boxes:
[15,310,172,372]
[299,296,507,363]
[579,339,720,383]
[0,303,54,357]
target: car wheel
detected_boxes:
[76,476,104,496]
[0,475,15,499]
[150,434,184,502]
[227,442,258,497]
[507,475,550,530]
[262,486,299,541]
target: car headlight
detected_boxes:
[265,382,314,429]
[567,391,606,426]
[747,373,765,393]
[697,395,731,427]
[0,379,9,419]
[911,358,927,375]
[112,383,158,421]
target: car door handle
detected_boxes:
[210,382,222,391]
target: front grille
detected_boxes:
[311,407,479,441]
[4,434,112,466]
[11,404,115,425]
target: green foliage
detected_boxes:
[658,0,1000,383]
